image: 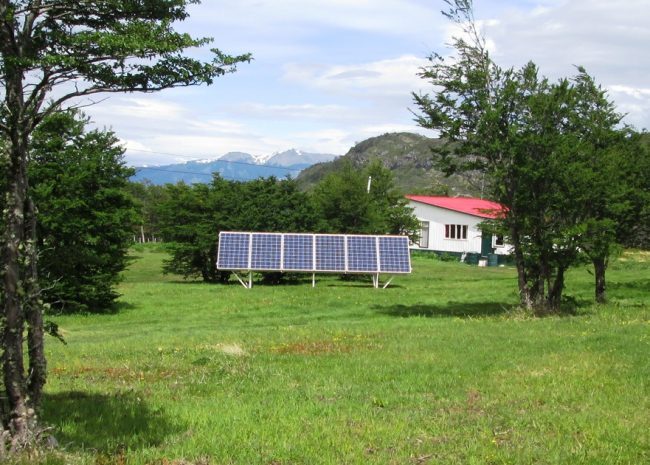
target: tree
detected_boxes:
[28,110,138,313]
[311,160,374,234]
[0,0,249,447]
[573,127,650,303]
[126,180,169,243]
[619,134,650,250]
[413,0,637,312]
[311,159,419,238]
[365,159,421,238]
[158,176,319,283]
[158,178,235,283]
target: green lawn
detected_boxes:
[40,247,649,464]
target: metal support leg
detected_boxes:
[233,272,248,289]
[249,271,253,289]
[312,273,315,288]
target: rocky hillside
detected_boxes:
[296,132,484,196]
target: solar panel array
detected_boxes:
[217,232,411,274]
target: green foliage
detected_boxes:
[0,0,251,130]
[614,132,650,249]
[0,0,250,439]
[156,176,318,282]
[142,164,417,283]
[156,180,227,282]
[126,180,169,243]
[311,159,419,239]
[28,111,138,313]
[413,0,646,311]
[311,160,373,233]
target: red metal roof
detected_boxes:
[405,195,505,219]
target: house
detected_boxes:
[405,195,512,259]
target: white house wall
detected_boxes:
[409,202,485,254]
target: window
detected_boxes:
[445,224,468,240]
[419,221,429,248]
[493,235,505,247]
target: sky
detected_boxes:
[82,0,650,166]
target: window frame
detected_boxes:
[418,220,430,248]
[444,223,468,240]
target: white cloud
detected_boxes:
[188,0,442,39]
[232,102,353,121]
[284,55,429,97]
[78,0,650,167]
[608,85,650,130]
[91,97,186,120]
[609,85,650,100]
[359,123,425,136]
[442,0,650,129]
[186,119,248,135]
[289,128,353,154]
[481,0,650,83]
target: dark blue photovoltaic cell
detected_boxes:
[283,234,313,271]
[378,236,411,273]
[218,232,411,275]
[250,234,281,270]
[315,235,345,271]
[347,236,378,272]
[217,232,250,269]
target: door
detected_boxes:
[480,233,493,256]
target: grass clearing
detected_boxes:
[38,246,649,464]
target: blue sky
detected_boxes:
[83,0,650,166]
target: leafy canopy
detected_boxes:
[0,0,251,132]
[413,0,646,311]
[28,110,138,313]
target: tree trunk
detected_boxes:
[546,266,565,312]
[510,225,533,309]
[593,256,607,304]
[25,198,47,410]
[0,62,42,443]
[1,138,31,443]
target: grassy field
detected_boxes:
[38,246,648,464]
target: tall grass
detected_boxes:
[36,247,649,464]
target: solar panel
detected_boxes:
[217,232,251,269]
[378,236,411,273]
[283,234,314,271]
[250,233,282,270]
[347,236,378,272]
[315,235,345,272]
[217,232,411,289]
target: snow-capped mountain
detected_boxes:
[218,152,258,163]
[266,149,338,168]
[131,149,339,184]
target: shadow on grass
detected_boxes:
[42,391,180,453]
[46,301,138,317]
[168,280,215,285]
[374,301,514,318]
[608,279,650,293]
[113,301,138,313]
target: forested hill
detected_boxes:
[295,132,484,196]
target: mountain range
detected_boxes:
[130,133,484,197]
[131,149,339,184]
